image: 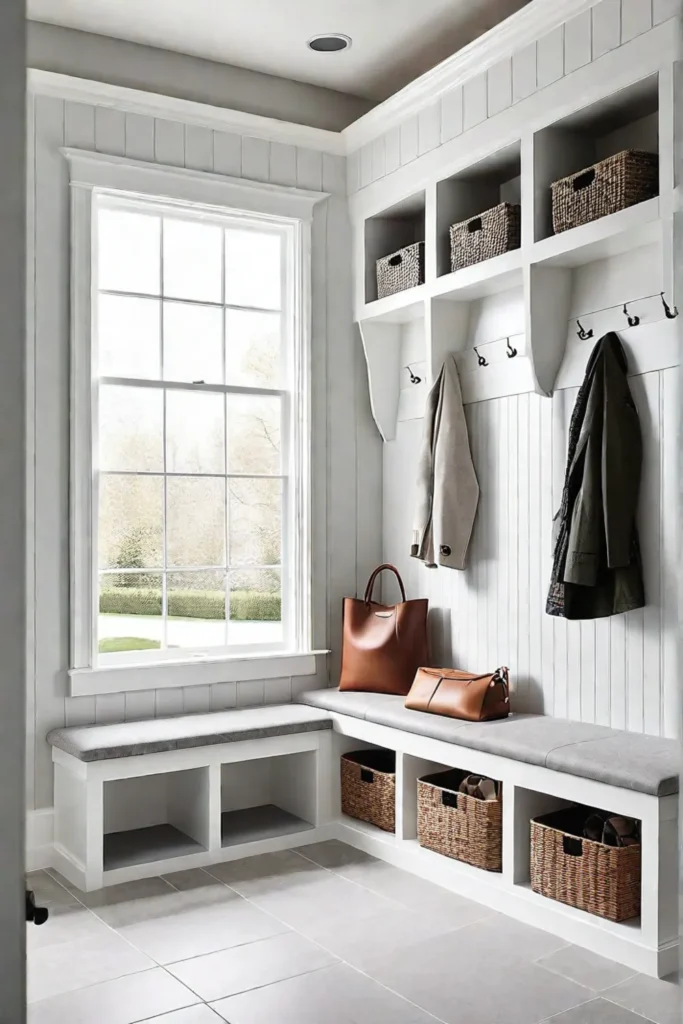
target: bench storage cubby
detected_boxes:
[418,768,502,872]
[341,749,396,833]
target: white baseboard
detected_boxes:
[27,808,54,872]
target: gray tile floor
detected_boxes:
[27,841,679,1024]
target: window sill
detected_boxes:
[68,650,329,697]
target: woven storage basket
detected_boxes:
[341,749,396,833]
[376,241,425,299]
[417,768,502,872]
[449,202,521,273]
[530,807,641,922]
[551,150,658,234]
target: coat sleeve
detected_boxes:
[564,380,603,587]
[601,347,642,569]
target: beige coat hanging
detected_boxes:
[411,355,479,570]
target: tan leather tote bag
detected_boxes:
[339,564,429,695]
[405,667,510,721]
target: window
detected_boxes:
[68,152,320,682]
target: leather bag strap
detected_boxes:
[364,563,407,605]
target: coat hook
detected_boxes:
[661,292,679,319]
[576,319,593,341]
[404,365,422,385]
[623,303,640,328]
[505,338,518,359]
[473,346,488,367]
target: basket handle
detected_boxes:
[467,217,483,233]
[360,768,374,784]
[563,835,584,857]
[572,168,595,192]
[388,253,403,267]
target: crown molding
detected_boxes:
[341,0,598,152]
[27,68,346,155]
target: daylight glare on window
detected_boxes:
[95,203,287,661]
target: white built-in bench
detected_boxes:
[48,692,678,978]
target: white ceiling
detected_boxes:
[28,0,531,101]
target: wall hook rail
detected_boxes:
[576,319,593,341]
[661,293,679,319]
[473,347,488,367]
[623,303,640,328]
[505,338,518,359]
[404,364,422,384]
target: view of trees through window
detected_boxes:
[95,203,287,658]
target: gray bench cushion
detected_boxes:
[48,705,332,762]
[296,689,679,797]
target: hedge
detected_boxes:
[100,587,281,621]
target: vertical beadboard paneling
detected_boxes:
[125,113,155,160]
[95,693,126,724]
[213,131,242,176]
[621,0,653,41]
[440,87,464,143]
[154,118,185,166]
[659,367,678,737]
[463,73,488,131]
[399,118,419,166]
[537,26,565,89]
[94,107,125,155]
[182,686,212,714]
[653,0,679,25]
[269,142,297,186]
[371,137,386,182]
[26,90,37,810]
[125,692,156,721]
[383,370,677,737]
[512,45,537,104]
[184,125,214,171]
[592,0,622,58]
[242,137,270,181]
[385,128,401,175]
[417,102,440,156]
[564,11,593,73]
[154,688,184,718]
[487,59,512,117]
[296,148,323,190]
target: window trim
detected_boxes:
[65,148,328,693]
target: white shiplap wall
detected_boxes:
[348,0,677,193]
[383,368,679,738]
[27,94,382,809]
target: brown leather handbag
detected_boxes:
[405,667,510,722]
[339,564,429,695]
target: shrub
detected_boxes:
[99,587,280,621]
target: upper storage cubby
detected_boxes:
[436,142,521,279]
[364,191,425,303]
[533,75,659,243]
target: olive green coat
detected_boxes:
[547,332,645,620]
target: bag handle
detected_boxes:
[364,563,407,605]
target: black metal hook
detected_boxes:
[473,346,488,367]
[576,319,593,341]
[404,365,422,385]
[505,338,518,359]
[661,292,679,319]
[623,303,640,328]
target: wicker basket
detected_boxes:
[417,769,502,872]
[551,150,658,234]
[449,202,521,273]
[531,807,641,922]
[376,242,425,299]
[341,750,396,833]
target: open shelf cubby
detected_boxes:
[364,191,425,303]
[103,768,209,872]
[221,751,316,848]
[436,141,522,279]
[533,74,659,243]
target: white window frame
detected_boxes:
[65,148,327,695]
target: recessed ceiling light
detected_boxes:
[307,33,352,53]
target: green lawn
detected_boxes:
[99,636,161,654]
